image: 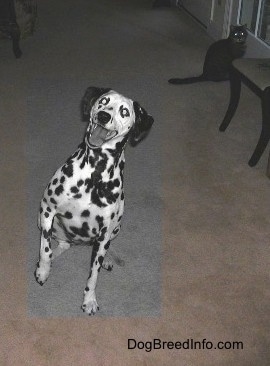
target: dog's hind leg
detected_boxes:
[103,225,125,267]
[103,248,125,268]
[101,254,114,271]
[51,217,71,260]
[52,240,71,260]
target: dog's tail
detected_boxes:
[168,75,206,84]
[108,248,125,267]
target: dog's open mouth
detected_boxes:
[88,123,117,148]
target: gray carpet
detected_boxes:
[1,0,270,363]
[25,0,163,317]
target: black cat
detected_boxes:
[168,25,248,84]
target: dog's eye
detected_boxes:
[99,97,110,105]
[120,107,130,118]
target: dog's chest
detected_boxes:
[45,145,125,241]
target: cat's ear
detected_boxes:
[243,23,247,28]
[230,25,235,31]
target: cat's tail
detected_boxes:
[168,75,206,84]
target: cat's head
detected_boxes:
[229,25,248,43]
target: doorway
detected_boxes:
[208,0,233,39]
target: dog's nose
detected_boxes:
[97,111,111,125]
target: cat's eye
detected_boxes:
[99,97,110,105]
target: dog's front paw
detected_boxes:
[35,261,51,285]
[81,291,99,316]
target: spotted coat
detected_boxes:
[35,87,154,315]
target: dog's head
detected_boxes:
[81,87,154,149]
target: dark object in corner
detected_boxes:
[153,0,171,7]
[0,0,22,58]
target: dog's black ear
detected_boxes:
[129,102,154,147]
[81,87,111,121]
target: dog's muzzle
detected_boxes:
[87,114,117,149]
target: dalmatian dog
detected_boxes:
[35,87,154,315]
